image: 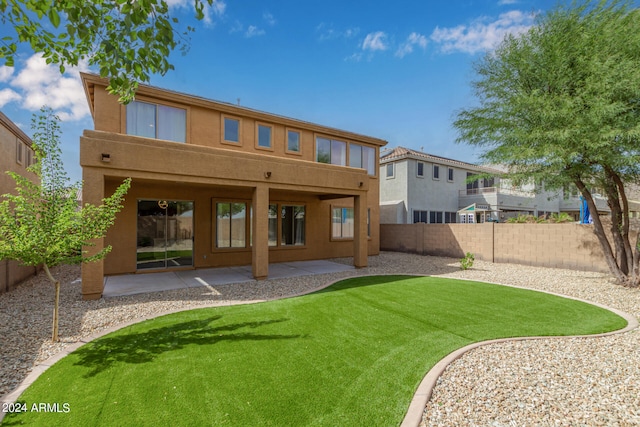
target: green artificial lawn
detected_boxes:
[3,276,627,426]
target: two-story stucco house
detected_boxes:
[379,146,629,224]
[0,111,38,293]
[79,73,387,299]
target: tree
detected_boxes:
[454,0,640,287]
[0,0,216,102]
[0,108,131,341]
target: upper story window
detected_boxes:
[223,116,241,143]
[16,139,23,165]
[433,165,440,180]
[287,129,301,153]
[126,100,186,143]
[349,143,376,176]
[448,167,454,182]
[386,163,394,178]
[316,137,346,166]
[257,123,272,149]
[417,162,424,178]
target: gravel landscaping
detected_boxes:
[1,251,638,426]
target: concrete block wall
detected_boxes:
[381,223,614,272]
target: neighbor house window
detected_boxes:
[216,202,247,248]
[349,143,376,176]
[332,207,354,239]
[223,117,240,143]
[281,205,305,246]
[316,137,346,166]
[417,162,425,178]
[287,130,301,153]
[430,211,443,224]
[386,163,394,178]
[445,212,457,223]
[413,210,427,223]
[448,168,454,182]
[257,123,272,149]
[127,100,186,143]
[433,165,440,180]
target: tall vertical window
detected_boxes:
[281,205,305,246]
[216,202,247,248]
[257,124,272,149]
[16,139,23,164]
[433,165,440,180]
[448,167,454,182]
[287,130,301,153]
[349,144,362,168]
[268,205,278,246]
[223,117,240,143]
[349,144,376,176]
[386,163,394,178]
[417,162,424,177]
[332,207,354,239]
[127,101,186,143]
[316,137,346,166]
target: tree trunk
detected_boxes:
[575,179,627,284]
[608,168,637,282]
[43,264,60,342]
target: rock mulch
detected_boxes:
[0,252,638,426]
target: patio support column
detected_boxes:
[353,192,368,268]
[81,169,105,300]
[252,184,269,280]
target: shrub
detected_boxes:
[460,252,475,270]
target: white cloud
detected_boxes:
[0,88,21,108]
[430,10,534,54]
[395,32,428,58]
[263,12,276,26]
[498,0,519,4]
[245,25,265,38]
[0,66,14,82]
[7,54,90,121]
[362,31,388,51]
[316,23,360,41]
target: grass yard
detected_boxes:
[3,275,627,426]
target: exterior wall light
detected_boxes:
[264,171,272,178]
[101,153,111,162]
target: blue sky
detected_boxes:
[0,0,563,182]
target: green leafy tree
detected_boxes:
[0,108,131,341]
[0,0,216,102]
[455,0,640,287]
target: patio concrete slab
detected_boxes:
[103,260,354,297]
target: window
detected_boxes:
[349,143,376,176]
[287,130,301,153]
[332,207,354,239]
[483,177,495,188]
[268,205,278,246]
[216,202,247,248]
[433,165,440,180]
[281,205,305,245]
[257,124,272,149]
[444,212,457,223]
[223,117,240,143]
[448,168,454,182]
[413,210,427,223]
[349,144,362,168]
[127,100,186,143]
[316,137,346,166]
[417,162,424,177]
[430,211,443,223]
[386,163,394,178]
[26,147,33,167]
[16,139,23,164]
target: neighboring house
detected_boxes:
[379,146,633,224]
[0,111,38,294]
[79,73,387,299]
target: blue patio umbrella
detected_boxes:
[580,196,592,224]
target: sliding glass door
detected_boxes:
[136,200,194,270]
